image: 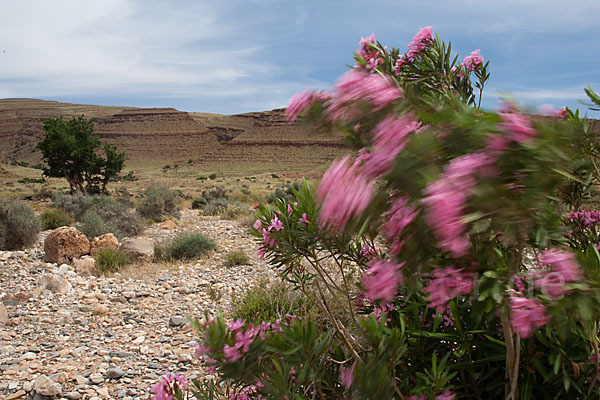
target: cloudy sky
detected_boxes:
[1,0,599,114]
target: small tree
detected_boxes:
[36,116,126,194]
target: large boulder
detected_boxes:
[118,238,154,263]
[90,233,119,256]
[44,227,90,264]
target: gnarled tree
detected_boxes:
[36,116,126,194]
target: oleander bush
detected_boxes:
[153,27,600,400]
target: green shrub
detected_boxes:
[209,173,217,180]
[94,248,129,274]
[271,173,280,179]
[266,182,301,204]
[197,176,208,181]
[17,177,45,184]
[0,200,40,250]
[203,197,229,216]
[223,201,247,219]
[54,194,144,239]
[232,279,311,324]
[78,211,116,239]
[191,196,208,209]
[120,171,137,181]
[52,192,89,218]
[154,232,216,261]
[32,186,53,201]
[224,249,250,267]
[137,186,181,222]
[40,208,73,230]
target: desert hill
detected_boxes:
[0,98,347,174]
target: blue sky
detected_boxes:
[1,0,599,115]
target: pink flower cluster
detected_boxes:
[222,318,289,363]
[533,249,582,297]
[509,296,550,338]
[382,196,419,256]
[568,209,600,227]
[499,109,537,144]
[422,153,494,257]
[256,215,284,259]
[356,33,383,72]
[317,156,374,232]
[362,259,403,304]
[151,372,187,400]
[394,26,434,73]
[361,113,421,179]
[462,49,483,72]
[285,89,330,124]
[423,267,475,312]
[536,104,568,119]
[326,70,403,122]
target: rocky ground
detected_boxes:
[0,210,275,400]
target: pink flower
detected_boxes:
[253,219,262,230]
[339,360,357,391]
[228,318,245,332]
[499,111,536,143]
[424,267,475,312]
[422,153,493,257]
[382,197,419,256]
[462,49,483,72]
[553,107,568,119]
[261,228,277,249]
[533,249,583,297]
[436,390,456,400]
[356,33,384,72]
[224,344,243,362]
[326,70,402,122]
[405,26,434,60]
[235,329,256,353]
[286,89,313,124]
[509,296,550,338]
[406,396,426,400]
[269,216,283,231]
[298,212,310,225]
[362,259,403,304]
[151,373,187,400]
[151,380,172,400]
[194,343,210,357]
[362,113,421,178]
[317,156,374,232]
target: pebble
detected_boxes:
[64,392,83,400]
[106,367,125,379]
[89,373,104,385]
[0,212,275,399]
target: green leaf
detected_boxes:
[551,168,586,184]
